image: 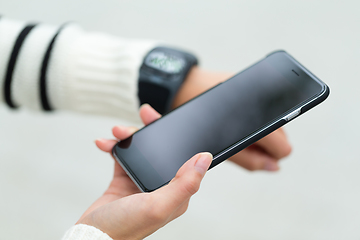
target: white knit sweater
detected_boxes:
[0,17,158,124]
[0,17,159,239]
[62,224,112,240]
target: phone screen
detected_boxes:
[113,52,324,191]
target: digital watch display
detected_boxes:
[145,52,186,74]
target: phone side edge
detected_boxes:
[209,85,329,169]
[301,84,330,113]
[209,120,286,169]
[280,51,330,99]
[209,53,330,169]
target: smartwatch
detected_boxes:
[138,46,198,114]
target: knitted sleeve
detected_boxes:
[0,17,158,123]
[61,224,113,240]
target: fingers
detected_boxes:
[111,104,160,140]
[112,126,138,140]
[152,152,212,213]
[139,104,161,125]
[255,128,292,160]
[229,146,279,171]
[229,128,291,171]
[95,138,118,153]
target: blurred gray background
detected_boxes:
[1,0,359,239]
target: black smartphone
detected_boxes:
[112,50,330,192]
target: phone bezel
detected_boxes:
[113,50,330,192]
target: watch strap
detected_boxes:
[138,81,170,115]
[138,46,198,115]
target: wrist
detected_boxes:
[172,66,233,108]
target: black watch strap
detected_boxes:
[138,81,171,115]
[138,47,198,115]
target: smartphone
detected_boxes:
[112,50,330,192]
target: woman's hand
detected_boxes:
[76,104,212,240]
[173,67,292,171]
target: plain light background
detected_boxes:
[1,0,359,239]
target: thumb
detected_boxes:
[153,152,212,212]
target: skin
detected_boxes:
[77,105,213,240]
[77,68,293,239]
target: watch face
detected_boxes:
[145,51,186,74]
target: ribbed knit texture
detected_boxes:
[0,18,26,102]
[62,224,113,240]
[0,18,158,123]
[0,18,161,239]
[59,30,157,123]
[12,23,58,110]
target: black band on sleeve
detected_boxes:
[39,25,65,111]
[3,24,36,109]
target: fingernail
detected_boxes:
[95,138,105,143]
[140,103,150,109]
[113,125,122,132]
[264,160,279,171]
[194,153,213,175]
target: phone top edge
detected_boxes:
[210,51,330,169]
[301,84,330,113]
[281,51,330,111]
[210,89,327,168]
[266,49,287,57]
[272,51,330,93]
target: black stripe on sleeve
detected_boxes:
[39,25,66,111]
[3,24,37,109]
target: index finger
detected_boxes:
[139,104,162,125]
[255,128,292,160]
